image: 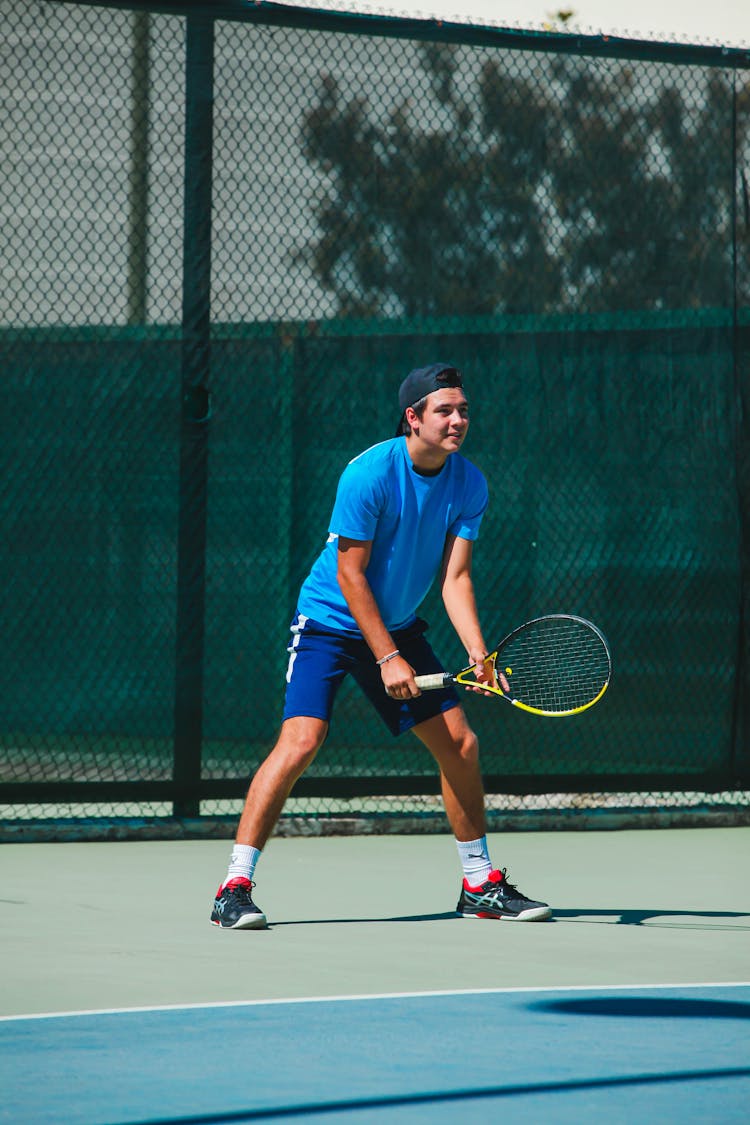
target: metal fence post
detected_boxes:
[173,12,214,817]
[126,8,150,325]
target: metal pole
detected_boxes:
[126,8,150,325]
[173,12,214,817]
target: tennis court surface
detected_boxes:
[1,826,748,1122]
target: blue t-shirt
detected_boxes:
[297,437,489,633]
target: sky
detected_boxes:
[278,0,749,48]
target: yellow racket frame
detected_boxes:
[414,616,611,718]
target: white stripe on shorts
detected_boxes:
[285,614,309,683]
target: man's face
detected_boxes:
[408,388,469,453]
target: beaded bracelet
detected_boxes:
[376,649,400,666]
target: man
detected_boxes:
[210,363,551,929]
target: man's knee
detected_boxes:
[272,718,327,775]
[439,709,480,762]
[454,726,480,766]
[414,708,480,764]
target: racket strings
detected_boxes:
[501,620,610,714]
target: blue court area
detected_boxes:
[2,983,749,1123]
[2,830,749,1122]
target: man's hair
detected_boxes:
[398,369,464,436]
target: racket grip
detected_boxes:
[414,672,452,691]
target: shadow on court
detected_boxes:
[531,996,750,1019]
[553,907,750,927]
[117,1068,750,1124]
[269,911,458,926]
[268,908,750,928]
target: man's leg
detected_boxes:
[210,716,327,929]
[235,715,328,850]
[411,705,486,841]
[412,706,552,921]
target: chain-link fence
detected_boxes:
[1,0,749,839]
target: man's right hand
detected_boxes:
[381,655,421,699]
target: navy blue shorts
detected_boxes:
[282,612,460,736]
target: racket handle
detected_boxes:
[414,672,453,691]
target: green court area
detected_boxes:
[2,825,747,1018]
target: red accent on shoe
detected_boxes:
[221,877,252,893]
[463,869,504,892]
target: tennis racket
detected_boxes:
[414,614,611,717]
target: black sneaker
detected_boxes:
[210,877,267,929]
[457,868,552,921]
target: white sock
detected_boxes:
[455,836,493,886]
[225,844,261,887]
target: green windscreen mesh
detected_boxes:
[0,0,748,832]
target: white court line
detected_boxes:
[1,981,748,1023]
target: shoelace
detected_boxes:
[497,868,531,902]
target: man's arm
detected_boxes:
[440,534,494,688]
[336,536,420,698]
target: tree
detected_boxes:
[300,44,745,317]
[301,44,559,317]
[549,60,742,311]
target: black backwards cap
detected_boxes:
[395,362,463,436]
